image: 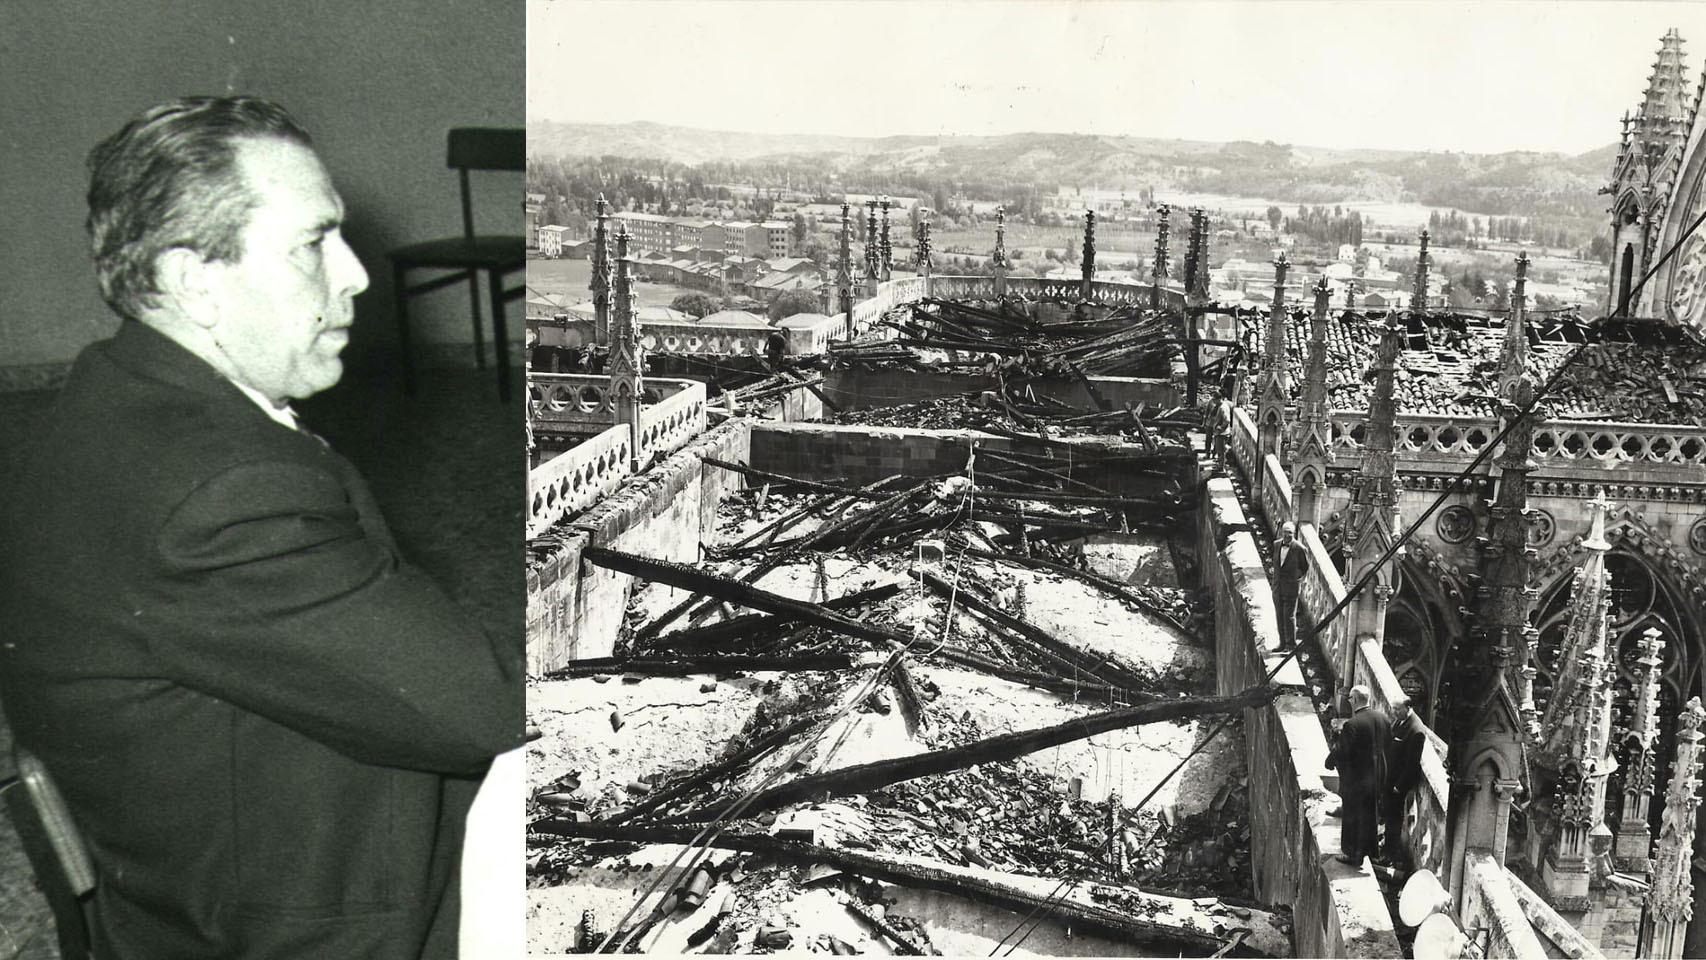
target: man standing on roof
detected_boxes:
[1326,684,1389,867]
[0,95,524,959]
[1273,521,1309,650]
[1380,695,1429,870]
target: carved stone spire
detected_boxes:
[608,227,644,470]
[1445,368,1540,902]
[1150,203,1171,309]
[1080,209,1097,301]
[1255,253,1291,473]
[591,193,613,344]
[1411,228,1431,313]
[1538,496,1617,905]
[1608,30,1693,319]
[1643,696,1706,959]
[1288,278,1336,527]
[837,201,854,334]
[1183,207,1211,303]
[1499,251,1531,401]
[1615,626,1666,872]
[1541,494,1614,746]
[992,205,1009,299]
[1638,29,1692,150]
[879,196,892,282]
[916,212,933,298]
[1343,314,1403,667]
[864,199,880,296]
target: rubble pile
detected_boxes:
[529,433,1268,954]
[1270,309,1706,423]
[829,392,1202,449]
[856,755,1256,901]
[830,300,1182,380]
[1545,340,1706,422]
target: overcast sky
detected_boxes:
[530,0,1706,155]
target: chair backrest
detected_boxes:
[448,127,524,242]
[6,748,97,958]
[13,750,96,895]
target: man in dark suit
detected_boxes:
[1273,521,1309,650]
[1380,695,1428,869]
[1325,684,1389,867]
[0,96,524,959]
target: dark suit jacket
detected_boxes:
[1274,541,1309,589]
[0,322,525,959]
[1386,710,1428,796]
[1327,705,1390,801]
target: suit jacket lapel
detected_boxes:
[99,322,397,550]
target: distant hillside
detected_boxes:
[528,120,1421,170]
[530,120,1621,228]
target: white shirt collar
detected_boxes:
[226,377,302,432]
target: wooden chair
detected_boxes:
[387,128,526,401]
[4,749,97,959]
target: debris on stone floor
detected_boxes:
[529,441,1291,955]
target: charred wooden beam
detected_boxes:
[916,569,1151,692]
[607,711,828,825]
[779,368,843,414]
[541,653,854,679]
[927,644,1147,703]
[648,583,902,654]
[665,685,1279,821]
[532,821,1243,952]
[583,547,910,646]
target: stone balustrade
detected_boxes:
[1322,409,1706,478]
[1530,418,1706,467]
[914,274,1185,310]
[527,378,708,537]
[529,374,695,431]
[638,321,776,357]
[527,423,632,539]
[1260,452,1295,530]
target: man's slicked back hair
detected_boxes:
[86,96,311,321]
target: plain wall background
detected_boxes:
[0,0,524,372]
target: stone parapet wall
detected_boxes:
[1199,478,1402,958]
[1226,403,1453,882]
[525,419,751,673]
[749,421,1190,498]
[1462,851,1550,959]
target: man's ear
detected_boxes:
[156,247,219,328]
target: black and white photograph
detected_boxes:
[525,2,1706,957]
[0,2,528,958]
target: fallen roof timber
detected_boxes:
[583,546,910,647]
[916,569,1153,692]
[661,685,1279,823]
[647,583,902,654]
[530,822,1257,954]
